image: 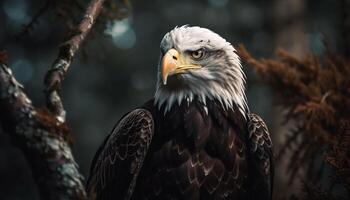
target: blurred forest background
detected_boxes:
[0,0,348,199]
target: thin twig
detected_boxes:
[14,0,51,40]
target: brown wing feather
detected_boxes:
[247,113,274,200]
[86,109,154,200]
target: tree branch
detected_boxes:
[0,0,107,199]
[0,64,86,199]
[44,0,105,123]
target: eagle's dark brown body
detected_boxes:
[87,99,273,200]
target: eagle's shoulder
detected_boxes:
[246,112,274,200]
[86,108,154,200]
[247,113,272,153]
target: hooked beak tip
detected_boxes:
[163,78,167,85]
[161,48,179,86]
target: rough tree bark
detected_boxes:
[44,0,105,123]
[0,0,106,199]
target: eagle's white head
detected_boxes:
[154,25,248,116]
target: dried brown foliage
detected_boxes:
[0,50,8,64]
[102,0,131,20]
[35,107,72,144]
[237,45,350,199]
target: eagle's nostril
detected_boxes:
[172,56,177,60]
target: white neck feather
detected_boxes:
[154,76,248,117]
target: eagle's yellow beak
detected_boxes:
[161,48,201,85]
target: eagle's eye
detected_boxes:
[191,50,205,60]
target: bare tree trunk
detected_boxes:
[0,0,106,199]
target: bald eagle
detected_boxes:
[87,26,273,200]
